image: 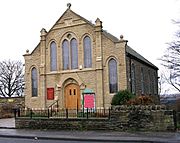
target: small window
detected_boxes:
[70,89,72,95]
[74,89,76,95]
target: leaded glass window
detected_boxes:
[70,38,78,69]
[83,36,92,68]
[148,70,151,94]
[131,64,136,94]
[50,41,57,71]
[141,67,145,94]
[153,72,157,94]
[31,67,38,97]
[62,40,69,70]
[109,59,118,93]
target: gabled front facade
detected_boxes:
[24,5,159,109]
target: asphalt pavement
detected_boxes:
[0,118,179,143]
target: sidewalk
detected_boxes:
[0,118,179,142]
[0,118,15,128]
[0,128,179,143]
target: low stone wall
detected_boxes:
[111,105,175,131]
[15,118,109,130]
[15,105,175,131]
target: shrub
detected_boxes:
[111,90,133,105]
[127,95,153,105]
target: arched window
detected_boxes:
[131,64,136,94]
[83,36,92,68]
[70,38,78,69]
[141,67,145,94]
[50,41,57,71]
[62,40,69,70]
[31,67,38,97]
[109,59,118,93]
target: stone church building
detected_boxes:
[24,5,159,109]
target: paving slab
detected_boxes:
[0,118,15,128]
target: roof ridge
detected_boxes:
[47,8,95,33]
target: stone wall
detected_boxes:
[15,105,175,131]
[111,105,175,131]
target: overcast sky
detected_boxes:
[0,0,180,92]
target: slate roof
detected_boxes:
[102,30,158,69]
[102,30,119,42]
[126,45,158,69]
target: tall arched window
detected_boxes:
[131,64,136,94]
[109,59,118,93]
[31,67,38,97]
[141,67,145,94]
[83,36,92,68]
[50,41,57,71]
[62,40,69,70]
[70,38,78,69]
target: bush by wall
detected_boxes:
[111,90,133,105]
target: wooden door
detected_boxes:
[64,84,80,109]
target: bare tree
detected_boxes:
[0,60,24,97]
[160,21,180,93]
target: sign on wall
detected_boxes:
[84,94,95,108]
[47,88,54,100]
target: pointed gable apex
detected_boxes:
[50,8,94,31]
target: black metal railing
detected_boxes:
[48,100,59,117]
[15,108,111,119]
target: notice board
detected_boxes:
[47,88,54,100]
[84,93,95,108]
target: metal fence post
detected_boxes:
[83,108,85,117]
[48,109,50,118]
[66,108,68,119]
[87,108,88,119]
[30,109,33,119]
[108,107,111,120]
[17,108,20,117]
[51,107,53,117]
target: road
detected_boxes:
[0,137,135,143]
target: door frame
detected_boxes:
[64,83,81,109]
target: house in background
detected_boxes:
[23,4,159,109]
